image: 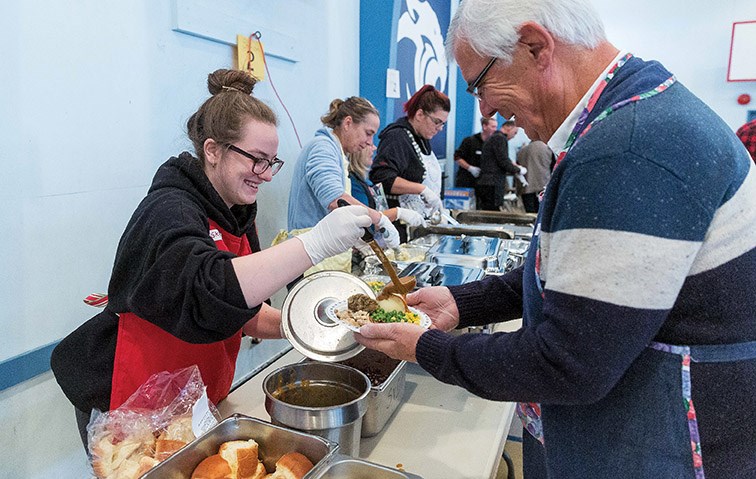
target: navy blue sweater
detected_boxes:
[416,57,756,476]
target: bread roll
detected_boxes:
[191,454,233,479]
[377,293,407,313]
[219,439,264,478]
[154,438,187,461]
[191,444,267,479]
[265,452,314,479]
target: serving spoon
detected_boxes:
[336,200,416,297]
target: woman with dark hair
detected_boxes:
[369,85,451,241]
[50,69,381,449]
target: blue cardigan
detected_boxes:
[287,128,345,230]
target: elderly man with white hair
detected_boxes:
[356,1,756,478]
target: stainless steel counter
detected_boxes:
[220,350,515,479]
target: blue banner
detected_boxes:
[392,0,451,158]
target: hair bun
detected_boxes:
[207,69,258,96]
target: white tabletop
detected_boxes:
[220,349,515,479]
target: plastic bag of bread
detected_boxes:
[88,365,221,479]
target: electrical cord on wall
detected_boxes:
[249,32,303,149]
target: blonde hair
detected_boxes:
[320,97,378,129]
[347,146,373,180]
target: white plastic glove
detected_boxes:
[395,208,425,227]
[518,165,528,176]
[297,205,372,265]
[419,186,443,212]
[467,165,481,178]
[378,214,401,248]
[516,173,529,187]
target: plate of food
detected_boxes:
[326,293,431,332]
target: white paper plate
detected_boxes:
[326,299,432,332]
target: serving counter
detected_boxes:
[220,349,516,479]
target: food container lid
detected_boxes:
[281,270,374,362]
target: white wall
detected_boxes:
[2,1,755,477]
[595,0,756,129]
[0,1,359,477]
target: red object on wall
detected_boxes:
[738,94,751,105]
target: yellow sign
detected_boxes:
[236,34,266,81]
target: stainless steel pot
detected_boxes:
[263,362,370,457]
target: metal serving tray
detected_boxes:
[142,414,337,479]
[311,454,424,479]
[337,349,407,438]
[399,261,486,287]
[425,235,507,272]
[411,224,514,240]
[455,210,536,226]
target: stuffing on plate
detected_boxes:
[336,294,421,328]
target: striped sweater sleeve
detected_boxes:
[417,138,756,403]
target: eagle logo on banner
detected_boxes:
[397,0,448,97]
[394,0,450,158]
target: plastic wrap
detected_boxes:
[87,365,220,479]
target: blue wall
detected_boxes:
[359,0,477,163]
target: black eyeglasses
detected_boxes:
[225,144,284,176]
[425,112,447,128]
[466,57,497,99]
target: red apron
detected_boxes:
[109,220,252,410]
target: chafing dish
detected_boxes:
[399,261,486,287]
[425,235,508,272]
[455,210,537,226]
[411,224,513,240]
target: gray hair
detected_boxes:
[446,0,606,65]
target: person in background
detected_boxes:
[736,118,756,163]
[50,69,383,450]
[516,140,554,213]
[454,116,498,190]
[347,145,425,229]
[287,97,399,240]
[355,1,756,478]
[477,120,525,210]
[369,84,450,241]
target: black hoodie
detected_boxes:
[51,153,263,412]
[369,116,431,208]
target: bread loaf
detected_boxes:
[265,452,314,479]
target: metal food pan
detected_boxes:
[426,235,507,272]
[311,454,424,479]
[399,261,486,288]
[142,414,337,479]
[455,210,536,226]
[337,349,407,437]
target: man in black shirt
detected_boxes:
[478,120,523,210]
[454,117,497,188]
